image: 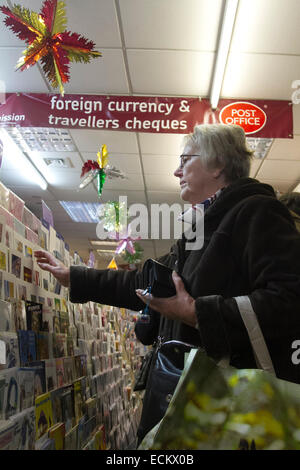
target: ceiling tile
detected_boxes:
[147,191,183,206]
[30,151,84,170]
[256,159,300,181]
[63,49,129,94]
[69,129,138,153]
[54,179,146,201]
[293,105,300,135]
[222,53,300,100]
[54,221,98,234]
[231,0,300,55]
[0,0,42,46]
[249,159,263,178]
[142,154,179,175]
[267,135,300,160]
[95,190,147,205]
[46,169,81,188]
[103,173,145,191]
[19,152,84,187]
[0,169,47,188]
[127,50,215,95]
[120,0,223,50]
[139,132,185,155]
[65,0,121,48]
[0,48,49,93]
[145,173,179,192]
[1,152,21,170]
[51,185,98,202]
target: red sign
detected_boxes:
[0,93,293,138]
[219,101,267,135]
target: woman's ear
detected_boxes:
[212,167,224,179]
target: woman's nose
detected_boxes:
[174,165,182,177]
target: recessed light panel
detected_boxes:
[59,201,100,223]
[5,127,77,152]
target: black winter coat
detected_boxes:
[70,178,300,437]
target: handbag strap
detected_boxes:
[235,296,276,375]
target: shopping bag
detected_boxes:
[139,348,300,450]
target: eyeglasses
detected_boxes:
[179,154,202,169]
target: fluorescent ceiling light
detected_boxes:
[0,128,48,190]
[60,201,101,223]
[90,240,119,246]
[4,127,77,186]
[210,0,239,110]
[6,127,76,152]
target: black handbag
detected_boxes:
[137,338,195,442]
[133,347,155,391]
[134,259,180,391]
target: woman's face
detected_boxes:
[174,144,226,205]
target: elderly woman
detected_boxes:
[35,124,300,444]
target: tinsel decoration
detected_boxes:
[114,224,142,263]
[97,201,144,265]
[96,144,108,197]
[0,0,101,96]
[97,200,127,233]
[80,145,126,197]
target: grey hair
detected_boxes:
[182,124,254,183]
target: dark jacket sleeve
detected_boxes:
[69,251,175,311]
[70,251,176,347]
[195,198,300,374]
[69,266,144,310]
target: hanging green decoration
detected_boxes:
[97,169,106,197]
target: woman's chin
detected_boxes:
[179,188,191,202]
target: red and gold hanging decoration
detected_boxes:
[0,0,101,95]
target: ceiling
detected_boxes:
[0,0,300,267]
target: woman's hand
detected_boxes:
[34,250,70,287]
[136,271,197,328]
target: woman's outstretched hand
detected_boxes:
[34,250,70,287]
